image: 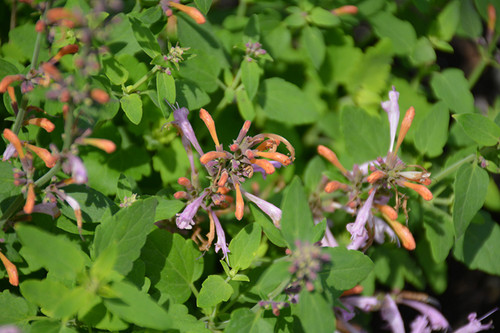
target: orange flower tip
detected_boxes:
[325,181,343,193]
[317,145,347,174]
[0,252,19,287]
[0,74,24,93]
[251,158,275,175]
[243,120,251,131]
[24,183,35,214]
[403,182,433,201]
[367,170,386,184]
[174,191,187,199]
[234,183,244,221]
[82,138,116,153]
[200,151,228,164]
[199,108,220,147]
[230,143,239,152]
[169,2,206,24]
[25,144,57,168]
[217,171,229,187]
[488,4,496,32]
[90,89,110,104]
[377,204,398,221]
[393,223,416,251]
[255,151,291,166]
[3,129,25,159]
[332,5,358,16]
[24,118,56,132]
[177,177,191,187]
[341,285,364,297]
[35,20,45,32]
[41,62,62,82]
[7,86,17,104]
[46,8,81,27]
[245,149,255,159]
[52,44,79,62]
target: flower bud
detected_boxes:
[367,170,386,184]
[24,183,35,214]
[234,182,244,220]
[0,74,24,93]
[376,204,398,221]
[401,181,433,201]
[51,44,79,63]
[251,158,276,175]
[3,129,25,159]
[81,138,116,153]
[177,177,191,187]
[24,118,55,132]
[394,106,415,154]
[200,151,229,164]
[254,151,291,166]
[317,145,347,174]
[24,143,57,168]
[200,108,220,147]
[0,252,19,286]
[332,5,358,16]
[169,2,206,24]
[90,88,110,104]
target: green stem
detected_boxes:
[124,65,160,94]
[468,34,500,89]
[189,282,199,298]
[431,154,475,185]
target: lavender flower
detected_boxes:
[381,86,400,153]
[400,299,449,331]
[176,191,208,229]
[381,294,405,333]
[242,189,282,227]
[63,154,88,184]
[2,143,16,161]
[210,209,230,259]
[410,315,431,333]
[172,107,204,156]
[346,189,376,241]
[454,309,497,333]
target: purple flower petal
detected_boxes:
[63,154,88,184]
[176,191,208,230]
[400,299,449,331]
[2,144,16,161]
[410,315,431,333]
[381,294,405,333]
[242,189,281,228]
[381,87,400,153]
[454,310,497,333]
[210,209,230,259]
[346,189,376,240]
[173,107,204,156]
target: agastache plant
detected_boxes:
[317,87,432,251]
[170,104,294,260]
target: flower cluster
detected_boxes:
[317,87,433,251]
[170,104,294,259]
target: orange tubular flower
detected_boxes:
[401,181,433,201]
[376,204,398,221]
[169,2,206,24]
[24,143,57,168]
[367,170,386,184]
[332,5,358,16]
[81,138,116,154]
[200,151,229,164]
[488,4,496,34]
[341,285,364,297]
[394,106,415,155]
[0,252,19,286]
[24,183,35,214]
[3,129,25,159]
[46,8,81,27]
[90,89,110,104]
[41,62,62,83]
[178,177,191,187]
[199,108,220,147]
[250,158,276,175]
[254,151,291,166]
[24,118,56,132]
[324,181,348,193]
[0,74,24,93]
[317,145,348,174]
[51,44,79,63]
[217,170,229,187]
[385,218,416,251]
[234,182,244,220]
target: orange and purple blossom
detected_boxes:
[381,295,405,333]
[62,154,88,184]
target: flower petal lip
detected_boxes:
[242,189,282,228]
[381,87,400,153]
[176,191,208,229]
[172,106,204,156]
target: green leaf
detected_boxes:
[154,196,185,221]
[20,279,70,318]
[52,286,96,319]
[423,205,454,263]
[258,78,319,125]
[104,281,173,330]
[324,247,374,290]
[250,204,287,248]
[370,12,417,55]
[91,243,120,283]
[59,184,118,224]
[128,16,161,59]
[453,113,500,146]
[236,88,255,121]
[281,177,315,247]
[341,105,389,164]
[141,230,204,303]
[17,225,87,282]
[435,0,460,41]
[453,163,489,239]
[224,308,273,333]
[197,275,233,308]
[296,290,335,333]
[157,71,176,118]
[92,198,158,276]
[301,25,325,69]
[457,0,482,38]
[120,94,143,125]
[309,7,339,27]
[303,156,326,192]
[410,37,436,65]
[228,223,262,270]
[243,14,260,42]
[414,102,449,157]
[0,161,18,197]
[241,60,260,100]
[179,50,221,94]
[0,290,37,324]
[176,80,211,110]
[194,0,212,15]
[252,260,290,298]
[102,55,129,85]
[430,68,474,114]
[454,212,500,275]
